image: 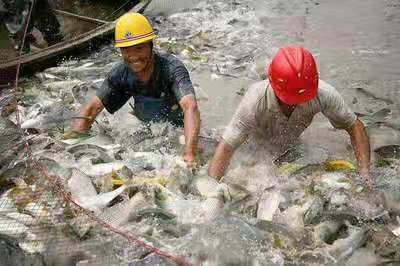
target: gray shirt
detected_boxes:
[222,80,357,149]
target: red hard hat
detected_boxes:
[268,46,319,105]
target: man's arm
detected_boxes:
[319,82,372,185]
[179,95,200,167]
[207,82,264,179]
[208,140,235,179]
[345,119,371,181]
[71,96,104,133]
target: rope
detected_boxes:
[105,0,138,20]
[10,1,192,264]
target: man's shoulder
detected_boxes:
[316,79,344,103]
[315,79,349,110]
[317,79,339,97]
[245,80,269,100]
[156,52,186,70]
[107,62,129,79]
[156,52,182,62]
[235,80,269,114]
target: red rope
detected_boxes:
[10,3,192,265]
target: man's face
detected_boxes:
[121,42,152,73]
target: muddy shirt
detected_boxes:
[222,80,357,149]
[97,52,195,124]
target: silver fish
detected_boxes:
[43,80,83,91]
[313,220,342,244]
[327,224,368,261]
[273,144,328,167]
[68,169,127,212]
[99,187,159,227]
[21,102,76,129]
[0,215,29,239]
[303,196,325,225]
[257,189,282,222]
[71,82,98,105]
[79,161,132,178]
[67,144,113,164]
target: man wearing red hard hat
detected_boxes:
[208,46,372,187]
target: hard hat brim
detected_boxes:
[115,34,157,48]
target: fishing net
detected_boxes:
[2,0,400,265]
[0,1,196,265]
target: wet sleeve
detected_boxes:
[96,67,131,114]
[321,85,357,129]
[168,57,195,101]
[222,86,259,149]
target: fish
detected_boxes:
[0,216,29,240]
[0,215,44,254]
[123,152,168,172]
[67,169,127,212]
[114,175,169,187]
[21,102,76,129]
[255,220,302,253]
[193,176,229,220]
[274,144,329,168]
[356,108,392,127]
[43,80,84,92]
[79,161,132,178]
[392,226,400,237]
[374,144,400,160]
[193,175,222,198]
[327,190,388,222]
[256,189,282,221]
[316,172,352,191]
[2,212,37,227]
[276,200,315,232]
[18,233,45,254]
[313,220,342,244]
[166,161,195,195]
[66,144,113,164]
[23,202,51,224]
[301,224,368,264]
[324,160,355,171]
[71,82,98,105]
[0,189,19,213]
[128,253,168,266]
[0,117,21,150]
[98,189,159,227]
[180,216,268,265]
[303,196,325,225]
[327,224,368,261]
[34,72,63,82]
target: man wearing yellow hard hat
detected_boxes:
[71,13,201,166]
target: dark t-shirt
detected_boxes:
[97,52,195,124]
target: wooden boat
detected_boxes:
[0,0,151,84]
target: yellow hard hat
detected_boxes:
[114,12,157,48]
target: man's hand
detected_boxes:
[360,170,374,191]
[346,119,372,188]
[179,94,200,169]
[63,130,90,140]
[71,96,104,133]
[182,152,196,169]
[208,140,235,180]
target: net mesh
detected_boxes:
[0,1,191,265]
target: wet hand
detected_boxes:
[182,152,196,169]
[63,130,90,140]
[360,170,374,191]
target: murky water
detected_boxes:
[2,0,400,265]
[151,0,400,158]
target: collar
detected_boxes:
[266,82,281,112]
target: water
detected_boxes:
[2,0,400,265]
[144,0,400,159]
